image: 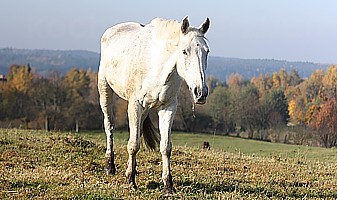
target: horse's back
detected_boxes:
[100,22,143,64]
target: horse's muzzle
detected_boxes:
[193,86,208,104]
[196,96,207,104]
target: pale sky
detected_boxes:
[1,0,337,64]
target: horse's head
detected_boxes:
[177,16,210,104]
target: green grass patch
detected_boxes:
[171,132,337,163]
[1,129,337,199]
[83,130,337,163]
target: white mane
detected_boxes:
[149,18,181,51]
[150,18,180,40]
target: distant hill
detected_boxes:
[207,56,329,81]
[0,48,100,75]
[0,48,329,82]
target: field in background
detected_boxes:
[87,130,337,163]
[1,129,337,199]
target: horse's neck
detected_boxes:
[158,52,180,84]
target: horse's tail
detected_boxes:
[142,114,160,150]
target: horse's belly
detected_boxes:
[104,65,131,101]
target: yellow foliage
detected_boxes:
[272,72,281,89]
[7,65,33,94]
[305,104,318,124]
[288,99,305,124]
[288,100,296,118]
[322,65,337,88]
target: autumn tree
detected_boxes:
[286,81,308,125]
[206,85,231,133]
[272,72,281,89]
[227,73,243,88]
[251,73,272,96]
[63,68,90,99]
[83,68,103,130]
[322,65,337,99]
[265,89,289,124]
[7,64,33,94]
[288,99,303,125]
[30,76,67,130]
[309,99,337,147]
[255,99,272,140]
[287,69,302,87]
[86,68,99,104]
[226,73,246,135]
[4,64,34,122]
[0,82,14,119]
[278,68,288,89]
[306,69,324,101]
[62,68,97,131]
[254,89,289,140]
[239,84,260,138]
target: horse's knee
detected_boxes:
[127,140,140,155]
[98,80,113,110]
[104,117,113,132]
[160,142,172,157]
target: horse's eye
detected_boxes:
[182,50,187,55]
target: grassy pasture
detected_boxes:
[1,129,337,199]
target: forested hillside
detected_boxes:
[0,48,328,81]
[208,56,328,80]
[1,63,337,148]
[0,48,99,75]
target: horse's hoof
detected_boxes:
[105,163,116,175]
[126,174,137,189]
[163,174,175,194]
[105,158,116,175]
[126,180,138,190]
[130,183,138,190]
[105,167,116,175]
[163,186,176,195]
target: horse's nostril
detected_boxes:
[194,87,201,97]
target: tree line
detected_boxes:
[1,64,337,148]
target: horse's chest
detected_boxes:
[139,75,180,108]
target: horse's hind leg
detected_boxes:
[98,78,116,175]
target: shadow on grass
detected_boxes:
[146,181,160,190]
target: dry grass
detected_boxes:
[1,129,337,199]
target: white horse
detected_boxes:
[98,16,210,193]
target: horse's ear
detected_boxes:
[199,17,210,34]
[181,16,189,35]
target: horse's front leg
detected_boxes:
[126,99,142,189]
[158,102,177,194]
